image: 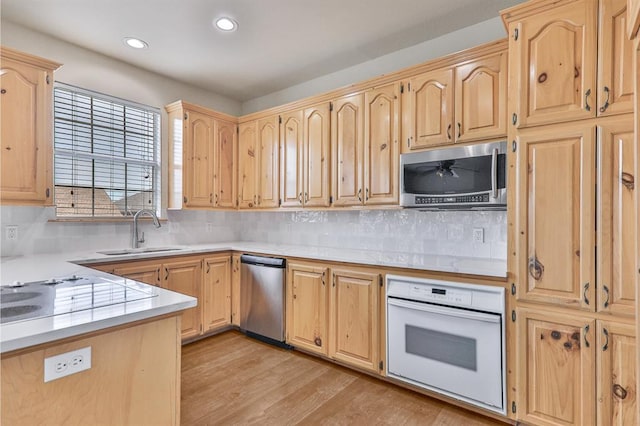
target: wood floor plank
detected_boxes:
[181,331,506,425]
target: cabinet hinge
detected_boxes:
[279,115,282,124]
[513,28,519,41]
[329,102,333,112]
[511,401,516,413]
[379,275,383,287]
[511,140,517,152]
[379,361,384,370]
[511,310,516,322]
[184,113,188,120]
[511,283,516,295]
[46,74,51,85]
[512,113,518,126]
[400,83,404,94]
[407,82,411,91]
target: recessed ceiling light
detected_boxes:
[215,17,238,32]
[124,37,149,49]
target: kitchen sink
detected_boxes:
[97,247,183,256]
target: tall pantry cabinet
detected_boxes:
[502,0,637,424]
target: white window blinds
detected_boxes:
[53,84,160,218]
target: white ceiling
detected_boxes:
[1,0,524,102]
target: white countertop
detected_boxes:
[0,241,505,353]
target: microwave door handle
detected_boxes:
[387,297,501,323]
[491,148,498,199]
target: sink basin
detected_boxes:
[97,247,183,256]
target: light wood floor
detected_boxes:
[181,331,506,425]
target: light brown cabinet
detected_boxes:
[404,51,506,151]
[202,255,231,333]
[237,116,279,209]
[166,101,237,209]
[163,258,202,340]
[113,261,161,286]
[516,308,596,426]
[630,0,640,37]
[286,261,329,355]
[331,84,400,207]
[515,123,596,310]
[506,0,634,128]
[329,268,381,373]
[597,321,637,426]
[230,254,241,326]
[280,110,305,207]
[0,47,60,205]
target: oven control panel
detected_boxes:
[409,285,472,306]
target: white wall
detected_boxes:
[241,17,507,114]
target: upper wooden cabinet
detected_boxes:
[630,0,640,37]
[166,101,237,209]
[515,122,596,310]
[503,0,634,128]
[0,47,60,205]
[404,50,507,151]
[238,116,280,209]
[331,93,364,206]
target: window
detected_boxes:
[53,83,160,218]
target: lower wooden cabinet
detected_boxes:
[329,268,380,372]
[516,307,636,426]
[163,258,202,340]
[230,254,241,326]
[202,255,231,333]
[113,261,161,286]
[286,261,382,374]
[286,262,329,356]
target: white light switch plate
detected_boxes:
[44,346,91,382]
[472,228,484,243]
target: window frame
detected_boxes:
[52,82,162,220]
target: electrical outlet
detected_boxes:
[472,228,484,243]
[5,225,18,241]
[205,222,213,233]
[44,347,91,382]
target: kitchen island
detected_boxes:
[0,255,196,425]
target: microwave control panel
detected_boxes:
[415,194,490,205]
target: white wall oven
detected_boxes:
[386,275,505,414]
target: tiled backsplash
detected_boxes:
[0,207,506,260]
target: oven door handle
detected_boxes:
[491,148,498,199]
[387,297,501,323]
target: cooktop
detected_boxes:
[0,275,158,324]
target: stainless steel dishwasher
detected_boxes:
[240,254,286,344]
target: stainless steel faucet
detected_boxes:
[132,209,161,248]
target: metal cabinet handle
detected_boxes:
[314,337,322,347]
[357,188,362,202]
[528,255,544,280]
[584,325,590,348]
[599,86,610,113]
[157,269,160,283]
[298,192,303,204]
[583,282,590,306]
[258,195,261,205]
[621,172,635,190]
[332,272,336,287]
[457,122,461,138]
[321,272,325,286]
[164,267,169,281]
[446,124,452,140]
[585,89,592,112]
[215,193,218,205]
[210,193,213,204]
[304,192,309,203]
[206,262,210,274]
[603,284,610,308]
[365,188,369,201]
[602,327,609,351]
[613,384,628,400]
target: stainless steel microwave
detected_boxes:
[400,141,507,210]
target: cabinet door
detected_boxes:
[280,110,304,207]
[516,124,596,310]
[184,111,215,207]
[516,308,595,426]
[215,119,237,208]
[163,258,202,340]
[230,254,241,326]
[509,0,598,127]
[303,103,331,207]
[407,68,453,149]
[332,93,364,207]
[598,0,635,116]
[364,83,399,206]
[286,262,329,355]
[1,58,52,204]
[202,255,231,333]
[597,321,636,426]
[237,121,258,209]
[454,52,507,143]
[629,0,640,37]
[113,262,162,287]
[257,116,279,208]
[597,119,636,316]
[329,268,380,373]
